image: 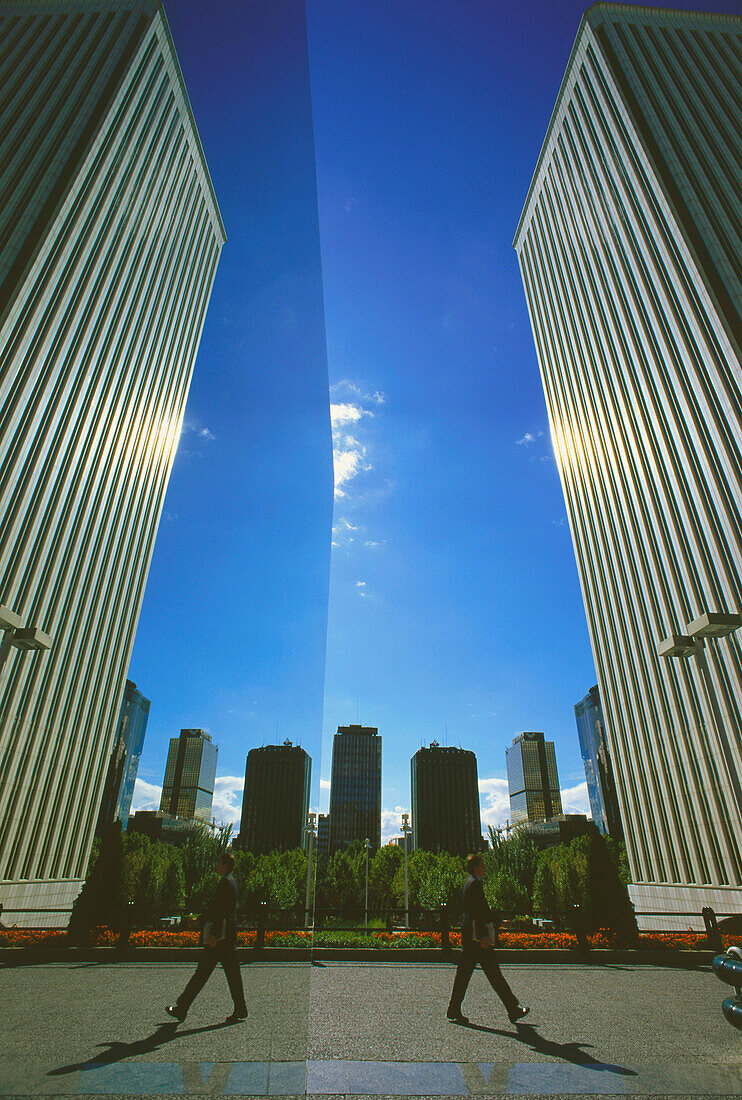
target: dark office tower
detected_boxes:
[515,3,742,927]
[160,730,217,824]
[238,741,311,853]
[316,814,330,861]
[575,686,623,841]
[411,743,481,856]
[329,725,381,852]
[0,1,224,924]
[506,733,562,825]
[96,680,151,836]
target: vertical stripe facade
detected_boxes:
[515,4,742,926]
[0,1,225,925]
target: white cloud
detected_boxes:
[328,384,386,501]
[212,775,244,828]
[560,781,591,817]
[319,778,331,790]
[131,778,162,813]
[478,777,511,831]
[330,403,371,428]
[516,430,543,446]
[356,580,365,587]
[381,805,410,845]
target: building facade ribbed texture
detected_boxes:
[238,742,311,854]
[411,744,482,856]
[0,0,224,925]
[515,3,742,925]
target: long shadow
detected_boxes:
[460,1021,637,1076]
[47,1018,234,1077]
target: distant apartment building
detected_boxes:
[515,3,742,925]
[575,686,623,840]
[0,0,224,925]
[160,729,217,824]
[95,680,150,835]
[329,725,381,852]
[238,741,311,853]
[411,743,482,855]
[506,732,562,825]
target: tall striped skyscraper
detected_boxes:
[515,4,742,927]
[0,0,224,925]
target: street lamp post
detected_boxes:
[304,813,316,929]
[659,610,742,819]
[364,837,371,931]
[401,813,412,929]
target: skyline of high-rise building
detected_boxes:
[328,725,382,852]
[506,732,563,826]
[0,0,224,925]
[160,728,217,824]
[238,741,311,853]
[411,742,482,856]
[575,685,623,841]
[515,3,742,926]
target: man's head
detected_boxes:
[217,851,235,875]
[466,853,485,878]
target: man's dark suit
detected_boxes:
[448,872,519,1018]
[175,872,246,1016]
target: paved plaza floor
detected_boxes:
[1,960,740,1099]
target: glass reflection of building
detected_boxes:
[411,743,481,856]
[160,729,217,824]
[238,741,311,853]
[96,680,150,835]
[574,685,623,841]
[506,732,562,824]
[328,725,381,852]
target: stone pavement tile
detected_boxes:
[78,1061,184,1094]
[0,1064,80,1097]
[224,1061,271,1095]
[268,1062,308,1095]
[347,1062,409,1095]
[507,1063,635,1095]
[400,1062,467,1094]
[307,1062,350,1093]
[630,1064,742,1095]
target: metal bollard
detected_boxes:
[255,902,267,953]
[440,904,450,952]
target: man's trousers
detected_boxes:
[448,944,518,1016]
[176,939,246,1014]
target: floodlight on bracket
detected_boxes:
[686,611,742,639]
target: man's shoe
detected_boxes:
[166,1004,186,1022]
[508,1004,530,1023]
[446,1009,469,1024]
[226,1008,248,1023]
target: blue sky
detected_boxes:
[129,0,742,841]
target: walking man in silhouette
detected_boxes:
[167,851,247,1024]
[447,853,530,1025]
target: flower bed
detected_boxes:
[0,926,735,951]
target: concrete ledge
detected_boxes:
[0,945,715,967]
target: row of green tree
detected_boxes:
[72,821,636,943]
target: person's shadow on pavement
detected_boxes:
[461,1020,637,1076]
[47,1018,234,1077]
